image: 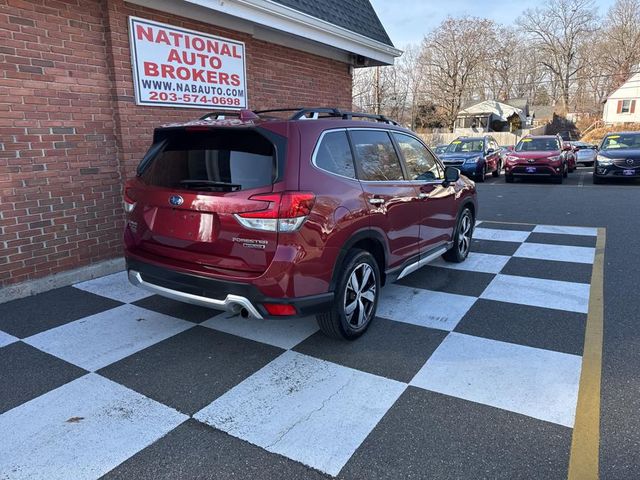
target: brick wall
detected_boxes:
[0,0,353,288]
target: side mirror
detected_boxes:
[486,148,495,155]
[444,166,460,185]
[562,143,572,151]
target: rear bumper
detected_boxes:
[126,258,334,319]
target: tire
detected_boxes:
[593,175,604,184]
[563,164,568,178]
[492,161,501,177]
[443,207,474,263]
[316,249,380,340]
[475,165,486,182]
[505,174,514,183]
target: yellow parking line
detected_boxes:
[568,227,606,480]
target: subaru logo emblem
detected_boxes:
[626,159,634,166]
[169,195,183,206]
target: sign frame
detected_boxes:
[128,16,248,110]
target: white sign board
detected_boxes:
[128,16,247,109]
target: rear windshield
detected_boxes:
[445,139,484,153]
[516,138,560,152]
[601,133,640,150]
[137,129,275,192]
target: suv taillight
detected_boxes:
[235,192,316,232]
[123,186,136,213]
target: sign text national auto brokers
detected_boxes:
[128,17,247,109]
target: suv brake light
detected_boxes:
[235,192,316,232]
[123,186,136,213]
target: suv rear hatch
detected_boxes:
[125,125,287,276]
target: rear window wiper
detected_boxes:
[178,180,242,191]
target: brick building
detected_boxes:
[0,0,399,298]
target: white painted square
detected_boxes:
[24,304,193,371]
[533,225,598,236]
[473,227,530,243]
[202,312,318,350]
[480,274,590,314]
[74,271,152,303]
[411,333,582,427]
[194,351,405,476]
[0,373,187,480]
[0,330,18,348]
[515,243,595,264]
[431,252,511,274]
[377,284,477,331]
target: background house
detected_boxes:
[454,100,527,134]
[603,73,640,124]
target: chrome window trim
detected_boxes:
[311,126,450,186]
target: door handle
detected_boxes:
[368,198,385,205]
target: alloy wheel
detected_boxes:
[458,213,472,256]
[344,263,376,328]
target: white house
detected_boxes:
[603,73,640,124]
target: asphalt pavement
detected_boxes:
[476,166,640,479]
[0,165,637,479]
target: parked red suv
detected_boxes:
[505,135,574,184]
[123,108,477,339]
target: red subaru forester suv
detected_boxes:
[123,108,477,339]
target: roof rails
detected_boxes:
[199,107,400,125]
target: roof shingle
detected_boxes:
[270,0,394,47]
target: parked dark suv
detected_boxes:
[593,132,640,184]
[123,108,477,340]
[439,136,502,182]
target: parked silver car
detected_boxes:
[570,141,597,166]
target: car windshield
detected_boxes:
[516,138,560,152]
[446,139,484,153]
[600,133,640,150]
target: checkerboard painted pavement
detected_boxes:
[0,222,600,479]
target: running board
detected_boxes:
[396,246,449,281]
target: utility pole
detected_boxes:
[374,66,381,115]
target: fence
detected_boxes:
[420,125,547,147]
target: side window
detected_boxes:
[314,131,356,178]
[350,130,405,181]
[393,133,443,181]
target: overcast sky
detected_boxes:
[370,0,618,48]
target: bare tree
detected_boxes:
[481,28,547,102]
[517,0,599,113]
[421,16,497,131]
[603,0,640,86]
